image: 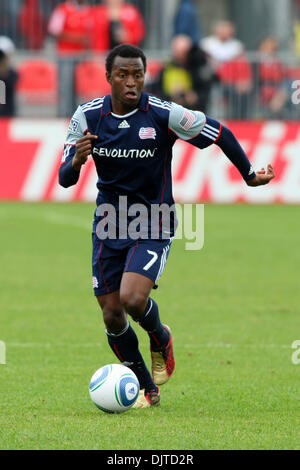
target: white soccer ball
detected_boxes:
[89,363,140,413]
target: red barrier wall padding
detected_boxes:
[1,119,299,203]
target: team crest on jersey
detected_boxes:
[139,127,156,140]
[69,118,79,133]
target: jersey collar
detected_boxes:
[138,92,149,112]
[101,92,149,116]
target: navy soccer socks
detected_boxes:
[106,322,158,394]
[139,298,169,350]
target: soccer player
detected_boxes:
[59,44,275,408]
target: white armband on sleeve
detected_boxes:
[65,106,88,145]
[168,102,206,141]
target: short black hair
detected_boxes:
[105,44,147,75]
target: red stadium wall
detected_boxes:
[1,119,300,203]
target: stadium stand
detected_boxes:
[75,60,111,104]
[18,0,47,50]
[16,59,58,115]
[145,60,163,81]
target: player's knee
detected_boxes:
[120,291,147,320]
[102,306,126,334]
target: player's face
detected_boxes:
[107,56,145,112]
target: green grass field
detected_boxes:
[0,202,299,450]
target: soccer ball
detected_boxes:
[89,363,140,413]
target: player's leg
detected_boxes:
[120,272,169,350]
[119,272,162,407]
[96,291,159,407]
[92,233,159,406]
[92,234,159,406]
[96,291,127,334]
[121,239,175,386]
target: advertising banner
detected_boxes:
[1,119,300,203]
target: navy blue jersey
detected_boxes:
[59,92,255,241]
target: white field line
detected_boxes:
[42,212,91,231]
[0,208,92,231]
[5,342,292,349]
[7,342,101,348]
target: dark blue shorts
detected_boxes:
[92,234,173,296]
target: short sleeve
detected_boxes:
[168,102,206,140]
[168,102,222,149]
[61,106,88,162]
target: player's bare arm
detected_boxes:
[72,132,98,171]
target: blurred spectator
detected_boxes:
[256,37,288,118]
[201,20,244,66]
[294,0,300,56]
[0,46,18,117]
[18,0,47,50]
[48,0,93,55]
[174,0,202,45]
[0,36,16,57]
[91,0,145,52]
[150,35,215,112]
[201,21,253,118]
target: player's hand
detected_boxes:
[246,164,275,186]
[72,132,98,171]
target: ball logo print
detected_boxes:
[89,364,140,413]
[119,376,139,407]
